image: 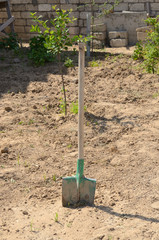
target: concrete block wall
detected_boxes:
[0,0,159,42]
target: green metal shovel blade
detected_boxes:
[62,159,96,207]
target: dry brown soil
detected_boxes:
[0,47,159,240]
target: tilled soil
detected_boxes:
[0,47,159,240]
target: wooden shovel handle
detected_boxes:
[78,43,85,160]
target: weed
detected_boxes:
[54,212,59,222]
[52,175,56,182]
[59,98,66,115]
[152,92,159,98]
[67,144,72,149]
[28,119,34,125]
[70,101,78,114]
[30,144,34,148]
[70,101,87,114]
[18,121,24,125]
[67,221,72,228]
[105,53,111,60]
[108,236,113,240]
[37,129,42,134]
[0,130,4,136]
[1,165,5,168]
[88,58,101,67]
[43,173,47,182]
[64,57,74,68]
[30,220,33,232]
[17,153,20,166]
[24,161,29,168]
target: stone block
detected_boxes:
[12,4,26,11]
[136,26,151,33]
[109,31,128,40]
[21,12,32,18]
[129,3,145,12]
[14,26,25,33]
[38,4,51,12]
[79,19,83,27]
[151,3,159,11]
[91,23,106,32]
[80,27,87,35]
[114,3,128,12]
[80,11,88,19]
[110,39,128,47]
[11,0,32,3]
[91,39,105,49]
[62,4,77,11]
[92,32,106,41]
[14,19,26,26]
[137,32,148,41]
[12,12,21,18]
[69,27,79,35]
[68,20,78,27]
[25,4,38,11]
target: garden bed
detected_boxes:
[0,47,159,240]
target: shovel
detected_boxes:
[62,43,96,207]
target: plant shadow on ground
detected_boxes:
[95,205,159,223]
[0,47,124,98]
[84,112,136,133]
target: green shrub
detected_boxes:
[0,33,19,51]
[133,15,159,74]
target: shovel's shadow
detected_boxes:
[95,205,159,223]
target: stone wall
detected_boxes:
[0,0,159,42]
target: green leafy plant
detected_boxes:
[0,33,20,51]
[59,97,66,115]
[54,212,59,222]
[64,57,74,68]
[30,6,91,116]
[70,101,87,114]
[28,34,55,66]
[70,101,78,114]
[88,58,101,67]
[132,41,144,60]
[52,175,56,182]
[133,15,159,74]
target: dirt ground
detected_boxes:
[0,46,159,240]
